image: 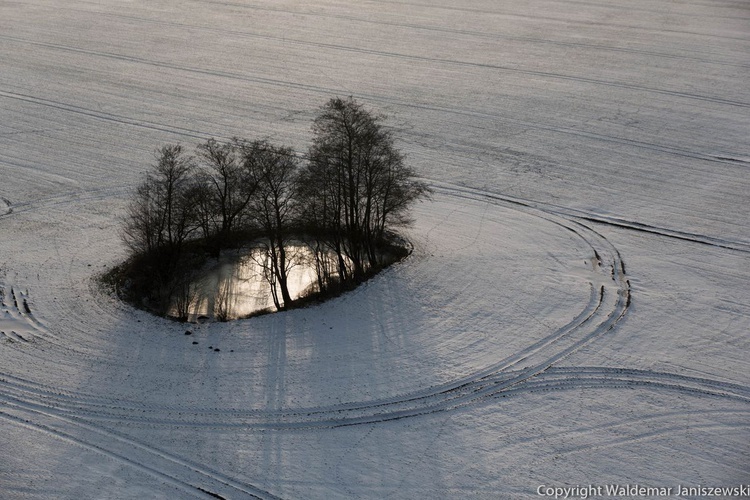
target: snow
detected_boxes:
[1,0,748,498]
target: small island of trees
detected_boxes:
[112,97,429,320]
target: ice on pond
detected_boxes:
[171,244,319,321]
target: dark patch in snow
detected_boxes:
[714,155,749,164]
[195,486,226,499]
[581,216,750,253]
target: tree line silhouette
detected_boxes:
[119,97,429,318]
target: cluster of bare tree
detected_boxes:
[121,97,429,317]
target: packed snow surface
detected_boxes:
[1,1,749,498]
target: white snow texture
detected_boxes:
[0,1,748,499]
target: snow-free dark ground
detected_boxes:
[1,1,749,498]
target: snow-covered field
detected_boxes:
[1,1,749,498]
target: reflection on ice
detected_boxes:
[171,245,318,321]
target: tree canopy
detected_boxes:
[120,97,429,318]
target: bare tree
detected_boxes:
[297,156,350,286]
[213,272,235,322]
[241,140,300,310]
[195,138,257,252]
[121,144,199,312]
[303,97,429,284]
[173,272,199,321]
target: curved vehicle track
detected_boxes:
[4,184,749,428]
[1,0,747,496]
[1,180,748,497]
[0,405,280,500]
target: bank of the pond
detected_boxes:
[101,235,411,322]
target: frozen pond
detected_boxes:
[171,245,319,321]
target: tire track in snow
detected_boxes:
[82,8,750,70]
[1,185,635,428]
[3,33,748,112]
[0,181,612,369]
[0,1,745,493]
[2,82,741,191]
[0,284,52,343]
[503,407,750,451]
[4,186,746,428]
[2,34,749,168]
[576,215,750,253]
[544,0,749,21]
[557,422,750,457]
[0,197,11,216]
[3,363,749,430]
[0,397,281,499]
[193,0,750,43]
[364,0,750,41]
[0,89,211,141]
[5,180,744,407]
[0,412,210,499]
[495,368,750,403]
[1,82,740,172]
[430,182,750,253]
[1,181,746,493]
[2,185,130,216]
